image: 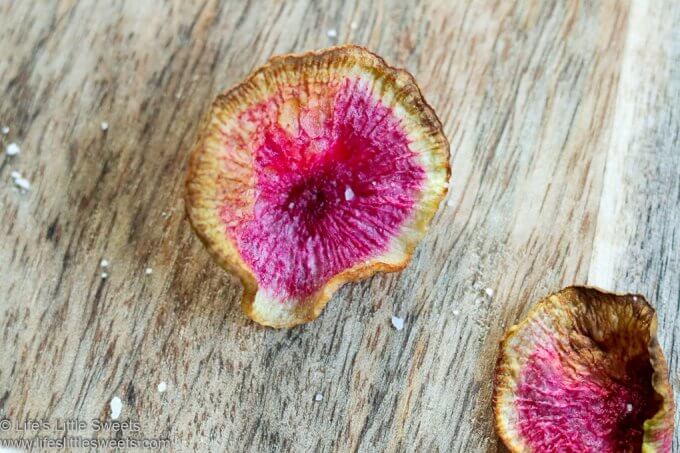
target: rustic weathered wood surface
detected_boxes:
[1,0,678,451]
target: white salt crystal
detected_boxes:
[485,287,495,297]
[288,202,295,209]
[158,382,167,393]
[447,198,455,207]
[344,186,355,201]
[100,121,109,131]
[110,397,122,419]
[145,267,153,275]
[391,316,404,331]
[327,28,337,38]
[350,21,358,30]
[14,177,30,190]
[100,259,109,268]
[1,126,9,135]
[314,393,323,402]
[626,403,633,412]
[10,172,30,191]
[101,272,109,279]
[5,142,20,156]
[453,309,460,316]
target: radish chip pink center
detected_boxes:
[218,78,425,298]
[516,344,660,452]
[494,288,674,453]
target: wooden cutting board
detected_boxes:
[1,0,678,451]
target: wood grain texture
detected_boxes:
[0,0,678,451]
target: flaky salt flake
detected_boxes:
[101,272,109,279]
[447,198,455,207]
[14,177,30,190]
[145,267,153,275]
[110,397,122,419]
[100,259,109,268]
[158,382,167,393]
[391,316,404,331]
[485,287,495,297]
[1,126,9,135]
[453,309,460,316]
[100,121,109,131]
[327,28,337,38]
[314,393,323,402]
[344,186,355,201]
[350,21,358,30]
[6,142,20,156]
[11,172,30,191]
[626,403,633,413]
